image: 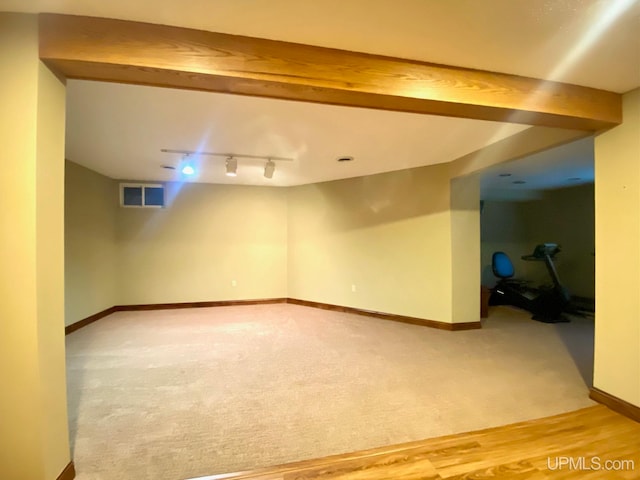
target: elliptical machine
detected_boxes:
[489,243,571,323]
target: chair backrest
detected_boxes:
[492,251,514,279]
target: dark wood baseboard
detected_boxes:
[65,299,288,335]
[286,298,481,331]
[65,306,118,335]
[589,387,640,423]
[65,297,481,334]
[57,461,75,480]
[116,298,288,311]
[447,320,482,331]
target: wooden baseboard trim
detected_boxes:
[65,297,481,334]
[589,387,640,423]
[115,298,288,312]
[65,307,118,335]
[57,461,75,480]
[286,298,481,331]
[64,299,288,334]
[449,321,483,331]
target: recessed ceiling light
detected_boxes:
[512,180,526,185]
[498,173,512,177]
[337,156,354,162]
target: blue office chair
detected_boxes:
[489,251,534,310]
[492,251,514,280]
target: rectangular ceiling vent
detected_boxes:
[120,183,165,208]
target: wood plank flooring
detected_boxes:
[191,405,640,479]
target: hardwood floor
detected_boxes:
[192,405,639,479]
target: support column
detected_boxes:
[450,174,481,324]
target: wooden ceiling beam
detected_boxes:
[39,14,621,131]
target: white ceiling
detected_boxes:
[65,80,529,186]
[480,136,594,201]
[5,0,639,186]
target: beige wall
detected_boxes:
[450,175,481,323]
[65,161,119,325]
[116,182,288,305]
[594,87,640,407]
[481,184,595,299]
[0,13,70,480]
[68,163,468,324]
[287,165,455,323]
[520,185,595,298]
[480,201,533,286]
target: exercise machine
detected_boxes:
[489,243,571,323]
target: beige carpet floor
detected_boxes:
[65,304,595,480]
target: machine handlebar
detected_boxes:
[521,243,561,261]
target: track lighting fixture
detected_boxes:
[161,149,293,180]
[264,159,275,179]
[225,156,237,177]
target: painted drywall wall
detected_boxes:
[451,175,481,323]
[69,162,466,324]
[0,13,70,480]
[116,182,288,305]
[519,184,595,298]
[36,59,71,480]
[287,164,454,323]
[0,15,43,478]
[480,201,534,287]
[65,161,119,325]
[593,87,640,408]
[481,184,595,299]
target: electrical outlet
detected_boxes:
[231,280,237,287]
[351,284,357,292]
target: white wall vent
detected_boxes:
[120,183,165,208]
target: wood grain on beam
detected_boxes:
[39,14,621,131]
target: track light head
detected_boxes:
[264,159,276,179]
[225,156,237,177]
[181,154,195,175]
